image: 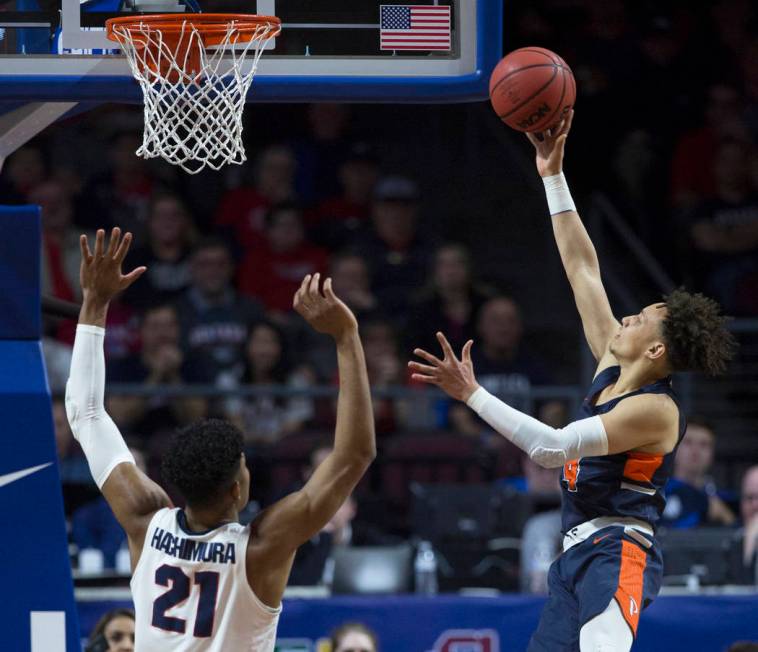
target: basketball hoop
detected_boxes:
[106,14,281,174]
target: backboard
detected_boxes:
[0,0,502,103]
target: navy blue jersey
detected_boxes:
[560,366,686,533]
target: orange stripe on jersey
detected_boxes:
[563,459,579,492]
[623,452,664,485]
[614,540,647,636]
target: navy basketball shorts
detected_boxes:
[527,526,663,652]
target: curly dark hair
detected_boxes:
[661,288,737,376]
[162,419,244,507]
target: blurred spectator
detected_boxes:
[330,252,379,321]
[72,446,145,570]
[78,130,155,236]
[238,202,329,317]
[354,176,433,318]
[289,444,397,586]
[610,129,669,257]
[123,193,196,309]
[176,238,265,383]
[497,453,562,594]
[0,144,47,203]
[214,144,297,250]
[447,296,551,437]
[636,14,690,135]
[662,418,735,528]
[360,319,412,436]
[740,465,758,571]
[33,179,85,344]
[687,140,758,314]
[710,0,754,70]
[34,179,81,302]
[293,103,353,203]
[106,304,209,437]
[331,622,379,652]
[671,83,748,211]
[223,321,315,446]
[102,301,141,362]
[86,608,135,652]
[408,243,491,356]
[310,142,380,249]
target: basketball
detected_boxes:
[489,47,576,133]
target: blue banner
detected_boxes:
[78,593,758,651]
[0,206,81,651]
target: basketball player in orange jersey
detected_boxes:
[409,110,736,651]
[66,228,375,651]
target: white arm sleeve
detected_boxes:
[65,324,134,489]
[466,387,608,468]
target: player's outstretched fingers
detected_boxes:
[462,339,473,364]
[436,331,456,361]
[413,347,443,367]
[561,108,574,135]
[411,372,438,385]
[293,274,312,310]
[123,266,147,287]
[323,277,336,302]
[114,231,133,264]
[107,227,121,258]
[308,272,321,301]
[408,361,437,375]
[80,234,93,263]
[94,229,106,258]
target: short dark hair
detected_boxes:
[331,622,379,651]
[162,419,244,507]
[661,288,737,376]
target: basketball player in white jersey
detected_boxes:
[66,228,375,650]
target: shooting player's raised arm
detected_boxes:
[526,111,620,364]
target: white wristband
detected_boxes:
[466,386,490,413]
[542,172,576,216]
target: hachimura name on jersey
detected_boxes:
[150,527,237,565]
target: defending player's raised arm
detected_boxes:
[250,274,375,560]
[527,110,620,363]
[66,228,171,563]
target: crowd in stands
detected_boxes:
[2,0,758,594]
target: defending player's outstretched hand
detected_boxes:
[79,227,146,305]
[409,332,480,403]
[526,108,574,177]
[293,273,358,341]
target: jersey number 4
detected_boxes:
[563,459,580,492]
[152,564,220,637]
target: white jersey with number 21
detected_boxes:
[131,507,281,651]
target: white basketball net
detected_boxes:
[111,19,277,174]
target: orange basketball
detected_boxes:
[489,47,576,133]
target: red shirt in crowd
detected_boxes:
[238,244,329,313]
[214,188,271,249]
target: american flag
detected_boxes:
[380,4,451,51]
